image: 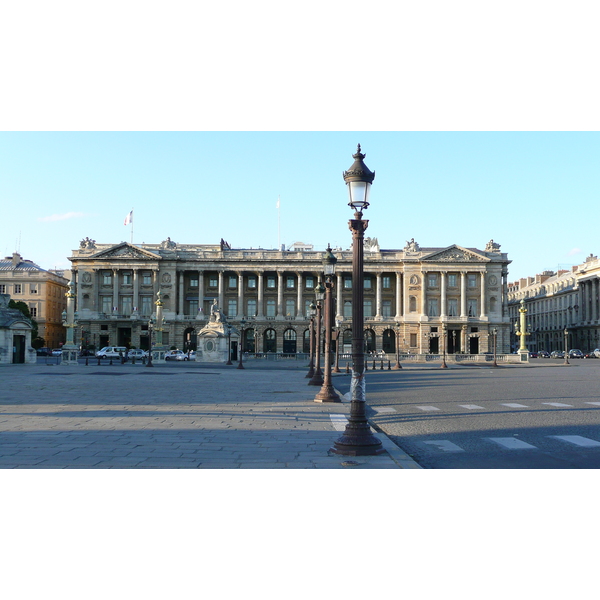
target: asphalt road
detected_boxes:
[335,359,600,468]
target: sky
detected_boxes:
[1,131,599,282]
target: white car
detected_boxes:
[128,349,148,359]
[96,346,128,359]
[165,350,188,361]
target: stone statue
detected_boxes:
[160,237,177,250]
[485,239,501,252]
[79,237,96,250]
[404,238,420,252]
[210,299,227,323]
[364,237,380,252]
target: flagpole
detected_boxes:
[130,208,134,244]
[277,195,281,250]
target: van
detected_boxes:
[95,346,128,359]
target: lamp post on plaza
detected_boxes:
[237,318,246,369]
[491,327,498,367]
[333,317,342,373]
[146,316,155,367]
[254,328,258,358]
[331,145,384,456]
[440,324,448,369]
[394,321,402,369]
[309,282,325,386]
[226,324,233,365]
[306,302,317,378]
[315,246,340,403]
[563,327,570,365]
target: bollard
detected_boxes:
[373,360,376,370]
[387,360,391,370]
[142,356,146,365]
[132,356,135,365]
[85,356,89,366]
[97,356,101,366]
[109,358,113,366]
[345,362,350,374]
[380,360,384,370]
[365,361,368,371]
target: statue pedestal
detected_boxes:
[61,344,79,366]
[197,320,239,363]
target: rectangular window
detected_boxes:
[448,298,458,316]
[143,273,152,285]
[267,277,276,289]
[344,301,352,318]
[304,299,313,316]
[306,277,314,289]
[410,333,417,347]
[190,278,199,288]
[427,298,438,316]
[0,285,5,294]
[228,299,237,317]
[103,272,112,285]
[266,299,276,316]
[468,299,478,316]
[229,276,237,288]
[30,284,39,294]
[101,296,112,314]
[428,274,438,287]
[30,306,37,317]
[285,298,295,316]
[344,278,352,289]
[189,300,198,316]
[448,274,457,287]
[286,276,295,289]
[209,276,218,287]
[141,296,152,316]
[122,296,133,316]
[382,300,392,317]
[247,299,257,317]
[248,277,257,289]
[122,272,132,285]
[468,275,477,288]
[364,300,373,317]
[383,276,391,289]
[364,278,372,290]
[14,284,22,294]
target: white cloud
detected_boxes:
[567,248,582,256]
[37,212,86,222]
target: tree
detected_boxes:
[8,299,40,343]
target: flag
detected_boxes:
[124,210,133,226]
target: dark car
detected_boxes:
[538,350,550,358]
[550,350,564,359]
[529,351,538,358]
[568,349,584,359]
[36,347,52,356]
[584,352,597,359]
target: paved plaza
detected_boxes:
[0,360,417,469]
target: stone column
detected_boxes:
[403,272,409,315]
[594,279,599,323]
[480,272,486,318]
[440,271,447,318]
[218,271,224,310]
[276,271,284,319]
[501,269,508,318]
[395,272,402,319]
[178,270,184,315]
[197,271,205,320]
[461,324,467,354]
[238,272,244,318]
[112,269,119,313]
[257,272,264,318]
[375,273,382,319]
[133,269,139,312]
[421,270,427,315]
[336,273,343,317]
[460,271,467,318]
[296,272,303,319]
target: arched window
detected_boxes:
[409,296,417,312]
[264,328,276,352]
[244,328,255,353]
[382,329,395,353]
[364,329,376,353]
[303,329,310,353]
[283,329,297,353]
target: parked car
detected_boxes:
[529,351,538,358]
[568,349,584,359]
[550,350,564,359]
[593,349,600,359]
[128,349,148,360]
[538,350,550,358]
[36,347,52,356]
[95,346,128,359]
[165,350,188,361]
[584,351,597,359]
[51,349,63,356]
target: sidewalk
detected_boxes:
[0,361,418,469]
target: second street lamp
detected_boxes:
[564,327,570,365]
[309,282,325,386]
[394,321,402,369]
[331,145,384,456]
[315,245,340,402]
[237,318,246,369]
[306,302,317,379]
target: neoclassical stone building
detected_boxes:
[508,253,600,353]
[68,236,512,356]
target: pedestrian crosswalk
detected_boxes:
[417,433,600,453]
[368,400,600,413]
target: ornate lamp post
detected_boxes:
[394,321,402,369]
[237,317,246,369]
[563,327,570,365]
[440,324,448,369]
[61,280,79,365]
[146,316,155,367]
[226,324,233,365]
[309,283,325,386]
[315,246,340,402]
[331,145,384,456]
[306,302,317,378]
[333,317,342,373]
[515,298,530,359]
[492,327,498,367]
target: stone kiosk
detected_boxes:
[196,300,239,363]
[0,294,36,365]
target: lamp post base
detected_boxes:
[308,368,323,386]
[330,419,385,456]
[314,384,340,403]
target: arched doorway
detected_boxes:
[303,329,310,353]
[183,327,197,352]
[244,328,255,353]
[382,329,395,354]
[283,329,297,353]
[364,329,375,354]
[264,328,276,353]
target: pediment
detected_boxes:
[422,245,489,263]
[91,243,161,261]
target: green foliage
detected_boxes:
[8,299,39,339]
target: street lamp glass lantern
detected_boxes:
[315,282,326,301]
[322,245,337,276]
[343,144,375,213]
[309,302,316,317]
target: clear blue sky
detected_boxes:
[1,131,599,282]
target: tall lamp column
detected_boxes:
[563,327,570,365]
[237,318,246,369]
[306,303,316,379]
[332,145,384,456]
[394,321,402,369]
[315,246,340,402]
[308,285,325,386]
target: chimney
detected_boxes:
[11,252,21,267]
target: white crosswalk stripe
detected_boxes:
[585,402,600,407]
[459,404,485,410]
[486,437,537,449]
[373,407,396,413]
[422,440,464,453]
[542,402,573,407]
[416,406,440,412]
[330,414,348,431]
[549,435,600,447]
[501,403,529,408]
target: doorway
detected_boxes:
[469,336,479,354]
[13,335,26,363]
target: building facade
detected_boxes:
[507,253,600,353]
[68,237,512,356]
[0,253,69,349]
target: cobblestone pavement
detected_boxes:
[0,361,416,468]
